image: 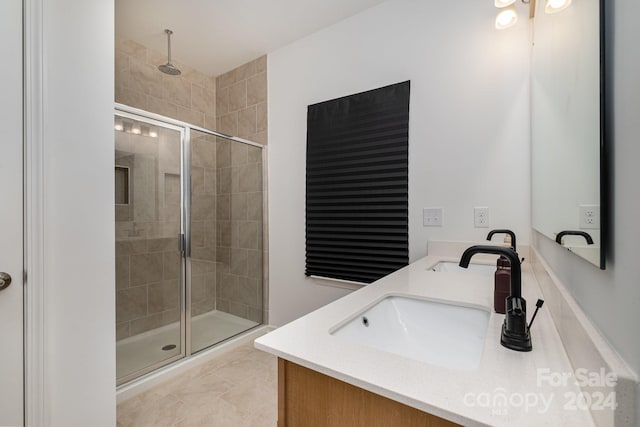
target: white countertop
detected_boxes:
[255,256,596,426]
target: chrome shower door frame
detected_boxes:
[115,103,267,386]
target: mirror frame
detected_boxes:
[531,0,607,269]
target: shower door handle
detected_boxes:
[0,272,12,291]
[178,234,186,254]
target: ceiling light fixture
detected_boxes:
[545,0,572,14]
[495,0,516,8]
[495,7,519,30]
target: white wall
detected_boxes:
[43,0,116,425]
[533,0,640,418]
[268,0,531,326]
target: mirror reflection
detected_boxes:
[531,0,604,268]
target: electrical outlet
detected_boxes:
[474,207,490,228]
[579,204,600,229]
[423,207,443,227]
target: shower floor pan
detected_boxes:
[116,310,258,381]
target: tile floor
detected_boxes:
[117,342,277,426]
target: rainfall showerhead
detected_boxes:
[158,29,181,76]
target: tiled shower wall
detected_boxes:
[115,39,218,339]
[115,39,268,335]
[115,38,216,129]
[215,57,268,323]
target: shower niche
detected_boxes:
[114,108,265,385]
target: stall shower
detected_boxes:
[114,106,265,385]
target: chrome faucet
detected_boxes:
[459,245,533,352]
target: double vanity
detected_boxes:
[255,247,598,426]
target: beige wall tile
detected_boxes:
[191,138,216,168]
[116,287,147,323]
[191,84,207,113]
[247,145,262,164]
[251,131,268,145]
[246,72,267,105]
[129,58,163,98]
[147,237,177,253]
[116,322,130,341]
[205,168,216,194]
[247,250,262,280]
[192,194,215,221]
[191,274,208,302]
[231,193,247,220]
[216,140,231,167]
[130,313,165,336]
[192,245,216,262]
[255,55,267,73]
[238,221,258,250]
[191,220,205,248]
[217,220,232,247]
[145,48,166,68]
[217,69,236,90]
[115,51,130,88]
[116,87,148,111]
[117,39,146,61]
[148,280,180,313]
[216,87,229,116]
[230,248,248,276]
[163,251,181,280]
[163,75,191,108]
[204,86,216,117]
[238,164,261,192]
[256,102,267,133]
[146,95,178,118]
[216,194,230,221]
[237,277,258,307]
[205,220,217,247]
[235,60,257,81]
[216,167,231,195]
[183,67,209,88]
[219,113,238,135]
[237,106,257,138]
[130,252,163,285]
[176,106,204,127]
[228,81,247,112]
[216,247,230,266]
[191,166,205,194]
[204,115,217,131]
[230,143,248,166]
[116,256,131,289]
[246,192,262,221]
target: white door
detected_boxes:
[0,0,25,425]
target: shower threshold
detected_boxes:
[116,310,258,381]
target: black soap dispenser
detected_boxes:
[486,229,517,314]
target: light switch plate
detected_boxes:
[423,207,443,227]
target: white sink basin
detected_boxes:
[428,261,495,276]
[331,296,490,370]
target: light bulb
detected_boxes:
[495,0,516,8]
[149,130,158,138]
[545,0,572,14]
[495,7,518,30]
[114,118,123,131]
[131,125,141,135]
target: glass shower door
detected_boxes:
[115,113,185,384]
[189,130,263,353]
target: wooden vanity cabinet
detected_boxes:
[277,358,460,427]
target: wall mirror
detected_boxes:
[531,0,605,268]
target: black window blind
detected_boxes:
[305,81,410,284]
